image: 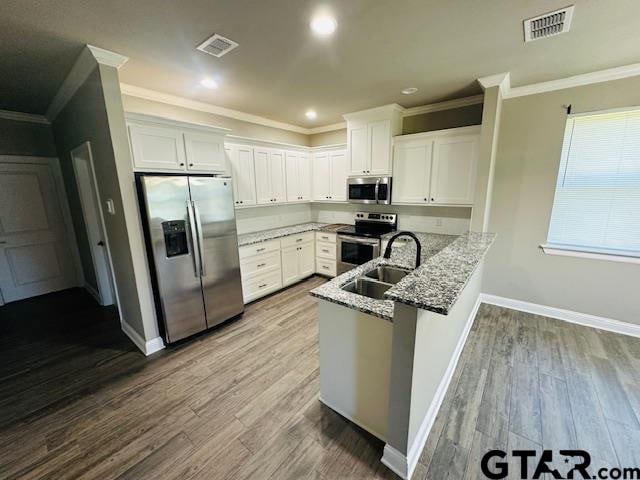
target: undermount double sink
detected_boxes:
[342,266,411,300]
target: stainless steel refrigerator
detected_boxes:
[138,174,244,343]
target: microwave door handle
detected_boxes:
[192,201,206,277]
[374,178,380,204]
[187,201,201,278]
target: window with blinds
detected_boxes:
[546,107,640,258]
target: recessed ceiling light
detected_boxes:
[311,14,337,36]
[305,109,317,120]
[201,77,219,89]
[401,87,418,95]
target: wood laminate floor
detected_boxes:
[1,281,639,479]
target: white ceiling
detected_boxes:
[1,0,640,127]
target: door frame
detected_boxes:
[71,142,116,306]
[0,155,84,304]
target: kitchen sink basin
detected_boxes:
[342,277,392,300]
[364,266,411,284]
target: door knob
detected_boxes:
[97,240,105,246]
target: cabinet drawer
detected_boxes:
[240,250,280,279]
[316,241,336,259]
[315,232,336,243]
[239,239,281,260]
[316,258,337,277]
[281,231,314,248]
[243,270,282,303]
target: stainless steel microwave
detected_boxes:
[347,176,392,204]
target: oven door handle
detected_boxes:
[338,234,380,246]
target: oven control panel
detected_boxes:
[354,212,397,224]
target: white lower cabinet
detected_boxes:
[314,232,337,277]
[239,239,283,303]
[239,233,316,303]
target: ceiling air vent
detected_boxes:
[196,33,239,58]
[524,5,574,42]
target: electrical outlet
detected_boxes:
[435,218,443,227]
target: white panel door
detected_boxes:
[393,141,433,204]
[128,122,186,171]
[348,124,368,175]
[184,131,226,173]
[253,148,272,204]
[368,119,392,175]
[269,150,287,203]
[281,245,299,286]
[330,150,348,201]
[430,135,479,205]
[0,163,78,302]
[298,242,315,278]
[285,152,302,202]
[312,152,332,201]
[227,144,256,207]
[298,153,312,201]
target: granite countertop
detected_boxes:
[310,231,495,321]
[237,222,347,247]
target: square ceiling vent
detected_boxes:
[196,33,239,57]
[524,5,575,42]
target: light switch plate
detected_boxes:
[106,199,116,215]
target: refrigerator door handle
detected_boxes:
[192,201,206,277]
[187,201,201,278]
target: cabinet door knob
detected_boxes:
[424,198,427,201]
[189,163,194,167]
[180,163,185,166]
[431,198,435,201]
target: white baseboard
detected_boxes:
[480,294,640,338]
[318,396,387,442]
[84,283,101,304]
[382,295,483,480]
[121,320,165,356]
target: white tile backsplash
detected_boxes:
[235,203,312,234]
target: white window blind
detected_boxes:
[546,108,640,257]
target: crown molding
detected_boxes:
[402,94,484,117]
[342,103,403,122]
[0,109,50,125]
[46,44,129,122]
[504,62,640,99]
[308,122,347,134]
[478,72,511,96]
[120,83,310,135]
[86,45,129,69]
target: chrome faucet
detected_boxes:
[383,232,422,268]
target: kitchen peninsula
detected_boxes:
[310,231,495,479]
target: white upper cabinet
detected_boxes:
[344,105,402,177]
[312,152,332,201]
[285,151,312,202]
[254,147,287,205]
[312,149,347,201]
[393,140,433,204]
[368,120,392,175]
[329,150,348,201]
[128,122,186,172]
[184,131,226,173]
[348,123,369,175]
[392,126,480,206]
[226,144,256,207]
[430,135,479,205]
[126,113,229,174]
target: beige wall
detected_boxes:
[308,104,483,148]
[0,118,57,156]
[483,76,640,325]
[122,95,309,146]
[309,128,347,147]
[52,66,154,341]
[401,104,483,135]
